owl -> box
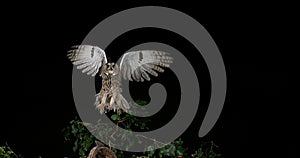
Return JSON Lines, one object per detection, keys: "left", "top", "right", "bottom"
{"left": 67, "top": 45, "right": 173, "bottom": 114}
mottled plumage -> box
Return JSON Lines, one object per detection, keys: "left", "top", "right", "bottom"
{"left": 67, "top": 45, "right": 173, "bottom": 114}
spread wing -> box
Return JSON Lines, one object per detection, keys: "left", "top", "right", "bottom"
{"left": 67, "top": 45, "right": 107, "bottom": 76}
{"left": 119, "top": 50, "right": 173, "bottom": 82}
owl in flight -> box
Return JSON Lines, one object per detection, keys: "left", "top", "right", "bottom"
{"left": 68, "top": 45, "right": 173, "bottom": 114}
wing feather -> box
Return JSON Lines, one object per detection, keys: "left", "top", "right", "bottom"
{"left": 67, "top": 45, "right": 107, "bottom": 76}
{"left": 119, "top": 50, "right": 173, "bottom": 82}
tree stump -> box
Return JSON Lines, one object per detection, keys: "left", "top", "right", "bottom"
{"left": 87, "top": 141, "right": 117, "bottom": 158}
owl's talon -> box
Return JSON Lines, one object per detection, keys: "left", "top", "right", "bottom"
{"left": 108, "top": 104, "right": 113, "bottom": 110}
{"left": 97, "top": 104, "right": 105, "bottom": 111}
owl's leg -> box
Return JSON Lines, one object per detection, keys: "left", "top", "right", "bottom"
{"left": 96, "top": 90, "right": 108, "bottom": 114}
{"left": 107, "top": 92, "right": 115, "bottom": 111}
{"left": 101, "top": 93, "right": 107, "bottom": 105}
{"left": 109, "top": 89, "right": 120, "bottom": 112}
{"left": 97, "top": 104, "right": 105, "bottom": 114}
{"left": 109, "top": 96, "right": 115, "bottom": 111}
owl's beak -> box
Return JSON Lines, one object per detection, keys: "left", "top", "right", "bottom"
{"left": 108, "top": 70, "right": 117, "bottom": 76}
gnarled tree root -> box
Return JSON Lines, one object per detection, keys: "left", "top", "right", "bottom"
{"left": 87, "top": 141, "right": 117, "bottom": 158}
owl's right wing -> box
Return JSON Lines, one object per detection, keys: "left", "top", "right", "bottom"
{"left": 67, "top": 45, "right": 107, "bottom": 76}
{"left": 119, "top": 50, "right": 173, "bottom": 82}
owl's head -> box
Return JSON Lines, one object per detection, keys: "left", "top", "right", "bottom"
{"left": 102, "top": 62, "right": 119, "bottom": 76}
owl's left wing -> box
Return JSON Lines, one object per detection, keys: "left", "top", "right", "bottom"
{"left": 119, "top": 50, "right": 173, "bottom": 82}
{"left": 67, "top": 45, "right": 107, "bottom": 76}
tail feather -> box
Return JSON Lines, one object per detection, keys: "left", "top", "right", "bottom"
{"left": 117, "top": 94, "right": 130, "bottom": 112}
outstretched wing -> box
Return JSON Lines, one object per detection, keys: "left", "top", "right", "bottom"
{"left": 119, "top": 50, "right": 173, "bottom": 82}
{"left": 67, "top": 45, "right": 107, "bottom": 76}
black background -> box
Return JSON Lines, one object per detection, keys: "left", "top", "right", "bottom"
{"left": 2, "top": 1, "right": 295, "bottom": 158}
